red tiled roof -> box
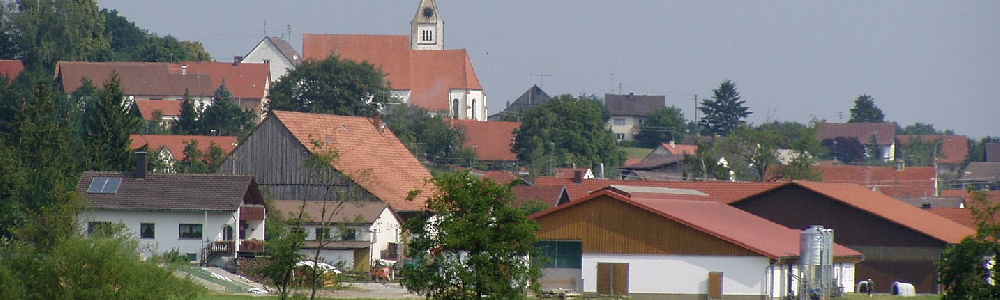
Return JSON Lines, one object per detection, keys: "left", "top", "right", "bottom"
{"left": 269, "top": 111, "right": 432, "bottom": 212}
{"left": 171, "top": 61, "right": 270, "bottom": 100}
{"left": 302, "top": 34, "right": 482, "bottom": 112}
{"left": 553, "top": 169, "right": 593, "bottom": 179}
{"left": 56, "top": 61, "right": 216, "bottom": 97}
{"left": 531, "top": 190, "right": 863, "bottom": 260}
{"left": 271, "top": 200, "right": 393, "bottom": 224}
{"left": 817, "top": 164, "right": 935, "bottom": 197}
{"left": 657, "top": 143, "right": 698, "bottom": 156}
{"left": 927, "top": 208, "right": 976, "bottom": 230}
{"left": 512, "top": 185, "right": 567, "bottom": 208}
{"left": 532, "top": 177, "right": 783, "bottom": 203}
{"left": 895, "top": 135, "right": 969, "bottom": 165}
{"left": 130, "top": 135, "right": 238, "bottom": 161}
{"left": 0, "top": 60, "right": 24, "bottom": 80}
{"left": 451, "top": 119, "right": 519, "bottom": 161}
{"left": 817, "top": 123, "right": 896, "bottom": 145}
{"left": 472, "top": 170, "right": 520, "bottom": 185}
{"left": 134, "top": 100, "right": 183, "bottom": 120}
{"left": 785, "top": 181, "right": 973, "bottom": 244}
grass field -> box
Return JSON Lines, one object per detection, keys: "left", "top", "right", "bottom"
{"left": 622, "top": 147, "right": 653, "bottom": 160}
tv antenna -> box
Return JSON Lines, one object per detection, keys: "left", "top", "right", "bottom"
{"left": 530, "top": 73, "right": 552, "bottom": 87}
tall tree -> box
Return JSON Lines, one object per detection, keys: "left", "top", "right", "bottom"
{"left": 938, "top": 189, "right": 1000, "bottom": 299}
{"left": 199, "top": 82, "right": 256, "bottom": 137}
{"left": 11, "top": 0, "right": 111, "bottom": 69}
{"left": 716, "top": 126, "right": 780, "bottom": 181}
{"left": 512, "top": 94, "right": 624, "bottom": 177}
{"left": 635, "top": 106, "right": 687, "bottom": 148}
{"left": 84, "top": 72, "right": 140, "bottom": 171}
{"left": 401, "top": 171, "right": 541, "bottom": 299}
{"left": 171, "top": 89, "right": 199, "bottom": 135}
{"left": 698, "top": 80, "right": 751, "bottom": 136}
{"left": 848, "top": 94, "right": 885, "bottom": 123}
{"left": 268, "top": 55, "right": 392, "bottom": 117}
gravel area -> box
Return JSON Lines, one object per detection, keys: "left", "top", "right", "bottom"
{"left": 315, "top": 282, "right": 423, "bottom": 299}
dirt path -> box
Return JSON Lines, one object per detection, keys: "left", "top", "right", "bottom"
{"left": 315, "top": 282, "right": 422, "bottom": 299}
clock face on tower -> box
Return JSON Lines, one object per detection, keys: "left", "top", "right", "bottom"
{"left": 422, "top": 7, "right": 434, "bottom": 18}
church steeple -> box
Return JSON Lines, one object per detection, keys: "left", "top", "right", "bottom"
{"left": 410, "top": 0, "right": 443, "bottom": 50}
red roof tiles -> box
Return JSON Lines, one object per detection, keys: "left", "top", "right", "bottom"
{"left": 302, "top": 34, "right": 482, "bottom": 112}
{"left": 130, "top": 135, "right": 238, "bottom": 161}
{"left": 531, "top": 190, "right": 863, "bottom": 260}
{"left": 134, "top": 100, "right": 183, "bottom": 120}
{"left": 171, "top": 61, "right": 270, "bottom": 100}
{"left": 269, "top": 111, "right": 433, "bottom": 212}
{"left": 0, "top": 60, "right": 24, "bottom": 80}
{"left": 817, "top": 123, "right": 896, "bottom": 145}
{"left": 927, "top": 208, "right": 976, "bottom": 230}
{"left": 532, "top": 177, "right": 782, "bottom": 203}
{"left": 57, "top": 61, "right": 216, "bottom": 97}
{"left": 451, "top": 119, "right": 519, "bottom": 161}
{"left": 816, "top": 164, "right": 936, "bottom": 197}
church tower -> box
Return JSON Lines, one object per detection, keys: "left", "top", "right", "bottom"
{"left": 410, "top": 0, "right": 443, "bottom": 50}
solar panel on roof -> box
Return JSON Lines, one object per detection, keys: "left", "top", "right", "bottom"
{"left": 87, "top": 177, "right": 123, "bottom": 194}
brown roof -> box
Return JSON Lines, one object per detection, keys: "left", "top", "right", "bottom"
{"left": 512, "top": 185, "right": 568, "bottom": 208}
{"left": 77, "top": 171, "right": 263, "bottom": 211}
{"left": 130, "top": 135, "right": 238, "bottom": 161}
{"left": 472, "top": 170, "right": 521, "bottom": 185}
{"left": 656, "top": 143, "right": 698, "bottom": 156}
{"left": 817, "top": 164, "right": 936, "bottom": 197}
{"left": 451, "top": 119, "right": 519, "bottom": 161}
{"left": 817, "top": 123, "right": 896, "bottom": 145}
{"left": 268, "top": 111, "right": 432, "bottom": 211}
{"left": 623, "top": 154, "right": 683, "bottom": 170}
{"left": 134, "top": 100, "right": 183, "bottom": 120}
{"left": 604, "top": 93, "right": 665, "bottom": 117}
{"left": 986, "top": 143, "right": 1000, "bottom": 162}
{"left": 0, "top": 60, "right": 24, "bottom": 79}
{"left": 927, "top": 208, "right": 976, "bottom": 230}
{"left": 782, "top": 181, "right": 973, "bottom": 244}
{"left": 961, "top": 162, "right": 1000, "bottom": 181}
{"left": 271, "top": 200, "right": 392, "bottom": 224}
{"left": 895, "top": 135, "right": 969, "bottom": 164}
{"left": 531, "top": 190, "right": 863, "bottom": 260}
{"left": 171, "top": 61, "right": 270, "bottom": 100}
{"left": 533, "top": 177, "right": 783, "bottom": 203}
{"left": 56, "top": 61, "right": 216, "bottom": 97}
{"left": 302, "top": 34, "right": 482, "bottom": 111}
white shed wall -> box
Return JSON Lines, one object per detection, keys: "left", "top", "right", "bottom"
{"left": 582, "top": 254, "right": 769, "bottom": 295}
{"left": 78, "top": 209, "right": 237, "bottom": 261}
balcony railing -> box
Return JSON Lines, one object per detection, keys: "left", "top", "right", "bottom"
{"left": 206, "top": 240, "right": 265, "bottom": 258}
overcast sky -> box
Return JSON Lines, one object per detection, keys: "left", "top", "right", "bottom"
{"left": 97, "top": 1, "right": 1000, "bottom": 138}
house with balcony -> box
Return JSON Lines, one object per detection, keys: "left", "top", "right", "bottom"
{"left": 272, "top": 200, "right": 401, "bottom": 272}
{"left": 76, "top": 154, "right": 266, "bottom": 269}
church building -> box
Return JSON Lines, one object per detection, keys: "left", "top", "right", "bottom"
{"left": 302, "top": 0, "right": 487, "bottom": 121}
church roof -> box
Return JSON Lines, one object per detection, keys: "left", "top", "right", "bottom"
{"left": 301, "top": 34, "right": 483, "bottom": 112}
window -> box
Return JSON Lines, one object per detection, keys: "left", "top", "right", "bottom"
{"left": 186, "top": 253, "right": 198, "bottom": 261}
{"left": 179, "top": 224, "right": 202, "bottom": 239}
{"left": 140, "top": 223, "right": 155, "bottom": 239}
{"left": 616, "top": 133, "right": 625, "bottom": 141}
{"left": 223, "top": 225, "right": 233, "bottom": 241}
{"left": 452, "top": 99, "right": 460, "bottom": 119}
{"left": 87, "top": 177, "right": 122, "bottom": 194}
{"left": 87, "top": 222, "right": 112, "bottom": 236}
{"left": 315, "top": 227, "right": 331, "bottom": 240}
{"left": 535, "top": 241, "right": 582, "bottom": 269}
{"left": 471, "top": 99, "right": 476, "bottom": 120}
{"left": 613, "top": 118, "right": 626, "bottom": 126}
{"left": 422, "top": 30, "right": 432, "bottom": 42}
{"left": 342, "top": 228, "right": 357, "bottom": 241}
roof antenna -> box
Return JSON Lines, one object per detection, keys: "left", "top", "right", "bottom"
{"left": 263, "top": 20, "right": 267, "bottom": 37}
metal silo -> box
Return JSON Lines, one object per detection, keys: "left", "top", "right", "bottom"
{"left": 800, "top": 225, "right": 834, "bottom": 300}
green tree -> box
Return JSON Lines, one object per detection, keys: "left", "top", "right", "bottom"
{"left": 84, "top": 72, "right": 140, "bottom": 171}
{"left": 180, "top": 41, "right": 212, "bottom": 61}
{"left": 635, "top": 106, "right": 686, "bottom": 148}
{"left": 698, "top": 80, "right": 751, "bottom": 136}
{"left": 135, "top": 35, "right": 188, "bottom": 62}
{"left": 10, "top": 0, "right": 111, "bottom": 69}
{"left": 512, "top": 94, "right": 624, "bottom": 177}
{"left": 848, "top": 94, "right": 885, "bottom": 123}
{"left": 198, "top": 82, "right": 256, "bottom": 138}
{"left": 401, "top": 171, "right": 542, "bottom": 299}
{"left": 716, "top": 126, "right": 780, "bottom": 181}
{"left": 174, "top": 140, "right": 225, "bottom": 174}
{"left": 268, "top": 55, "right": 392, "bottom": 117}
{"left": 383, "top": 104, "right": 477, "bottom": 167}
{"left": 938, "top": 189, "right": 1000, "bottom": 299}
{"left": 171, "top": 90, "right": 199, "bottom": 135}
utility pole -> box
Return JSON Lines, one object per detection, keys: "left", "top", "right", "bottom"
{"left": 694, "top": 94, "right": 699, "bottom": 136}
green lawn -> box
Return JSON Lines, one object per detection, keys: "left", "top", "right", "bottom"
{"left": 622, "top": 147, "right": 653, "bottom": 160}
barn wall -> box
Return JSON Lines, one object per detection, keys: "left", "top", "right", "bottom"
{"left": 582, "top": 254, "right": 769, "bottom": 296}
{"left": 217, "top": 116, "right": 379, "bottom": 202}
{"left": 536, "top": 195, "right": 759, "bottom": 256}
{"left": 734, "top": 185, "right": 945, "bottom": 293}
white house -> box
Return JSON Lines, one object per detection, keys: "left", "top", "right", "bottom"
{"left": 530, "top": 188, "right": 863, "bottom": 299}
{"left": 604, "top": 93, "right": 666, "bottom": 141}
{"left": 272, "top": 200, "right": 402, "bottom": 272}
{"left": 76, "top": 160, "right": 266, "bottom": 267}
{"left": 242, "top": 36, "right": 301, "bottom": 82}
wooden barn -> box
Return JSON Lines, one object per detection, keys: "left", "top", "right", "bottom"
{"left": 530, "top": 188, "right": 863, "bottom": 300}
{"left": 216, "top": 111, "right": 432, "bottom": 218}
{"left": 729, "top": 181, "right": 973, "bottom": 294}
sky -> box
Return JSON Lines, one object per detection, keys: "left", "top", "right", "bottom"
{"left": 96, "top": 1, "right": 1000, "bottom": 138}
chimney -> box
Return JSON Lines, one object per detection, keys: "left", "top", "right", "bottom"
{"left": 573, "top": 170, "right": 583, "bottom": 184}
{"left": 136, "top": 151, "right": 148, "bottom": 178}
{"left": 896, "top": 160, "right": 905, "bottom": 171}
{"left": 372, "top": 113, "right": 383, "bottom": 132}
{"left": 233, "top": 56, "right": 243, "bottom": 66}
{"left": 628, "top": 92, "right": 634, "bottom": 99}
{"left": 670, "top": 140, "right": 676, "bottom": 148}
{"left": 181, "top": 65, "right": 187, "bottom": 75}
